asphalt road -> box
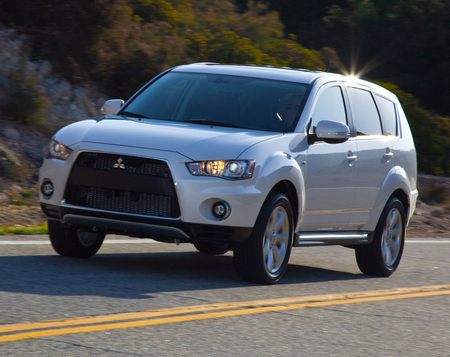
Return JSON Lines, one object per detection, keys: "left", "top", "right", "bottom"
{"left": 0, "top": 235, "right": 449, "bottom": 356}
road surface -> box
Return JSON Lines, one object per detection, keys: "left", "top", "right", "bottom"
{"left": 0, "top": 235, "right": 449, "bottom": 356}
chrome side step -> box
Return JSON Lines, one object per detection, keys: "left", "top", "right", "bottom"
{"left": 294, "top": 231, "right": 372, "bottom": 247}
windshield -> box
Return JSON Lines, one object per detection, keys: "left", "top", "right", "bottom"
{"left": 121, "top": 72, "right": 309, "bottom": 132}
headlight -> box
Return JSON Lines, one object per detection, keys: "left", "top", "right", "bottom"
{"left": 47, "top": 140, "right": 72, "bottom": 160}
{"left": 186, "top": 160, "right": 255, "bottom": 179}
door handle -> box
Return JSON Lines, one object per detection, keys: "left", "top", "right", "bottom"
{"left": 384, "top": 148, "right": 394, "bottom": 160}
{"left": 346, "top": 151, "right": 358, "bottom": 162}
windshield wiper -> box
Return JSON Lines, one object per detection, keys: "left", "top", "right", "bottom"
{"left": 119, "top": 111, "right": 151, "bottom": 119}
{"left": 186, "top": 119, "right": 242, "bottom": 129}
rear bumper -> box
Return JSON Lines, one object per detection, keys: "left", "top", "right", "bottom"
{"left": 41, "top": 203, "right": 252, "bottom": 246}
{"left": 408, "top": 189, "right": 419, "bottom": 224}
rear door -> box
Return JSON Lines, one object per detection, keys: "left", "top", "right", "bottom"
{"left": 345, "top": 86, "right": 399, "bottom": 229}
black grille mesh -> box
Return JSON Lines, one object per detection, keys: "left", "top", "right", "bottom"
{"left": 65, "top": 153, "right": 179, "bottom": 218}
{"left": 65, "top": 186, "right": 173, "bottom": 217}
{"left": 75, "top": 153, "right": 172, "bottom": 177}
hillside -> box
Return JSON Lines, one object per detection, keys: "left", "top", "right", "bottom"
{"left": 0, "top": 1, "right": 448, "bottom": 176}
{"left": 0, "top": 0, "right": 448, "bottom": 236}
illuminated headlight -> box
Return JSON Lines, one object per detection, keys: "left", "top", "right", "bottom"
{"left": 47, "top": 140, "right": 72, "bottom": 160}
{"left": 186, "top": 160, "right": 255, "bottom": 179}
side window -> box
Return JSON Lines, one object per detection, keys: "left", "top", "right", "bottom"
{"left": 311, "top": 86, "right": 347, "bottom": 128}
{"left": 347, "top": 87, "right": 382, "bottom": 136}
{"left": 375, "top": 95, "right": 397, "bottom": 136}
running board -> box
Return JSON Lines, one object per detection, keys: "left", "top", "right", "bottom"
{"left": 294, "top": 231, "right": 372, "bottom": 247}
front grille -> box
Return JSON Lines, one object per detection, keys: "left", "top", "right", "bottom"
{"left": 65, "top": 153, "right": 180, "bottom": 218}
{"left": 65, "top": 186, "right": 174, "bottom": 217}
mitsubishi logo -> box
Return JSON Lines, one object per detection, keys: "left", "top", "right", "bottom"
{"left": 113, "top": 157, "right": 126, "bottom": 169}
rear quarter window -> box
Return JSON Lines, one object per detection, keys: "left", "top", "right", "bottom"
{"left": 375, "top": 95, "right": 398, "bottom": 136}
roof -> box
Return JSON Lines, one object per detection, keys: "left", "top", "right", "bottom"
{"left": 173, "top": 63, "right": 339, "bottom": 84}
{"left": 171, "top": 63, "right": 398, "bottom": 101}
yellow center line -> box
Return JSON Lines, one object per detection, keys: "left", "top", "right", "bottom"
{"left": 1, "top": 284, "right": 450, "bottom": 343}
{"left": 1, "top": 284, "right": 449, "bottom": 334}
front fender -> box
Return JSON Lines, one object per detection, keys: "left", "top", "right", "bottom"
{"left": 252, "top": 151, "right": 305, "bottom": 232}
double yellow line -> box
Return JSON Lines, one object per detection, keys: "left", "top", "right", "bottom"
{"left": 2, "top": 284, "right": 450, "bottom": 343}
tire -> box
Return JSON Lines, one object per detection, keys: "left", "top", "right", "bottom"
{"left": 234, "top": 193, "right": 294, "bottom": 284}
{"left": 48, "top": 220, "right": 105, "bottom": 258}
{"left": 355, "top": 197, "right": 406, "bottom": 277}
{"left": 193, "top": 242, "right": 228, "bottom": 255}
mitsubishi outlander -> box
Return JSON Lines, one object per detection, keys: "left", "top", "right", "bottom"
{"left": 39, "top": 63, "right": 418, "bottom": 283}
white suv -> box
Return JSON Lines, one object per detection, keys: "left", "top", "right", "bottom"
{"left": 39, "top": 63, "right": 418, "bottom": 283}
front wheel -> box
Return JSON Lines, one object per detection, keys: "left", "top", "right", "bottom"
{"left": 234, "top": 193, "right": 294, "bottom": 284}
{"left": 355, "top": 197, "right": 406, "bottom": 276}
{"left": 48, "top": 220, "right": 105, "bottom": 258}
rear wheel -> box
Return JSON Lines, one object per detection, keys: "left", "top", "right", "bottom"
{"left": 234, "top": 193, "right": 294, "bottom": 284}
{"left": 48, "top": 220, "right": 105, "bottom": 258}
{"left": 355, "top": 197, "right": 406, "bottom": 276}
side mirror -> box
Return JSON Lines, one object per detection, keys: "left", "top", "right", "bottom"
{"left": 101, "top": 99, "right": 124, "bottom": 115}
{"left": 314, "top": 120, "right": 350, "bottom": 143}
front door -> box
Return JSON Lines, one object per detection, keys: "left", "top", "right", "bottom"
{"left": 301, "top": 84, "right": 358, "bottom": 231}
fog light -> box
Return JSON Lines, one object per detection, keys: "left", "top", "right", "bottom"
{"left": 41, "top": 180, "right": 54, "bottom": 198}
{"left": 212, "top": 201, "right": 230, "bottom": 219}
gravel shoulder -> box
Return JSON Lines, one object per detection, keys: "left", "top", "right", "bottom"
{"left": 0, "top": 200, "right": 448, "bottom": 238}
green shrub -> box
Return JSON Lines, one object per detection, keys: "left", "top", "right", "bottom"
{"left": 20, "top": 188, "right": 34, "bottom": 198}
{"left": 0, "top": 145, "right": 20, "bottom": 179}
{"left": 2, "top": 71, "right": 48, "bottom": 126}
{"left": 0, "top": 224, "right": 48, "bottom": 235}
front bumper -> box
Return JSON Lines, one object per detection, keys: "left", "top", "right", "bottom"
{"left": 40, "top": 143, "right": 266, "bottom": 227}
{"left": 42, "top": 203, "right": 252, "bottom": 245}
{"left": 39, "top": 142, "right": 264, "bottom": 243}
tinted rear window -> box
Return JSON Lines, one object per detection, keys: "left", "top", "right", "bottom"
{"left": 376, "top": 95, "right": 397, "bottom": 136}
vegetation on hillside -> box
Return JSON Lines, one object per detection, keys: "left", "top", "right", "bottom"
{"left": 0, "top": 0, "right": 327, "bottom": 98}
{"left": 246, "top": 0, "right": 450, "bottom": 116}
{"left": 0, "top": 0, "right": 448, "bottom": 175}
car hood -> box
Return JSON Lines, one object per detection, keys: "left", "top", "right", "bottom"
{"left": 56, "top": 117, "right": 281, "bottom": 160}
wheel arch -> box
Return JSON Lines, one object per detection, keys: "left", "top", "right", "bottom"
{"left": 269, "top": 180, "right": 299, "bottom": 228}
{"left": 365, "top": 166, "right": 413, "bottom": 231}
{"left": 389, "top": 188, "right": 410, "bottom": 218}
